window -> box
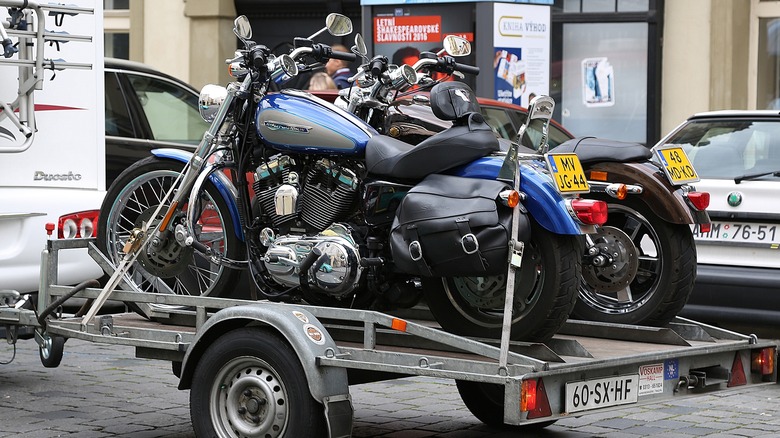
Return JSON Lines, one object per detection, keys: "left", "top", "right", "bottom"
{"left": 104, "top": 72, "right": 135, "bottom": 137}
{"left": 125, "top": 74, "right": 208, "bottom": 143}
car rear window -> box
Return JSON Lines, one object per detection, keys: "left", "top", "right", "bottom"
{"left": 665, "top": 119, "right": 780, "bottom": 179}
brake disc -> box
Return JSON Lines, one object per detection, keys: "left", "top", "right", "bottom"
{"left": 133, "top": 207, "right": 193, "bottom": 277}
{"left": 582, "top": 226, "right": 638, "bottom": 293}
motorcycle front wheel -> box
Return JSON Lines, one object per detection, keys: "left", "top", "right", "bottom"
{"left": 571, "top": 196, "right": 697, "bottom": 326}
{"left": 97, "top": 156, "right": 244, "bottom": 317}
{"left": 422, "top": 220, "right": 580, "bottom": 342}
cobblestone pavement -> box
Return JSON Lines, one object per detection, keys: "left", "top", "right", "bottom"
{"left": 1, "top": 337, "right": 779, "bottom": 437}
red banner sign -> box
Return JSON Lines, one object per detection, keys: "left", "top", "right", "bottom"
{"left": 374, "top": 16, "right": 442, "bottom": 44}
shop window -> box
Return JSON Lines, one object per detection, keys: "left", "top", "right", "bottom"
{"left": 758, "top": 17, "right": 780, "bottom": 109}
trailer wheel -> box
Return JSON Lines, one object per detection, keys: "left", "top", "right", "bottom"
{"left": 456, "top": 381, "right": 556, "bottom": 429}
{"left": 39, "top": 334, "right": 65, "bottom": 368}
{"left": 190, "top": 328, "right": 326, "bottom": 438}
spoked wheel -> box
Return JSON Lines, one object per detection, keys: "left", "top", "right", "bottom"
{"left": 572, "top": 197, "right": 697, "bottom": 326}
{"left": 97, "top": 157, "right": 244, "bottom": 318}
{"left": 456, "top": 381, "right": 557, "bottom": 429}
{"left": 190, "top": 328, "right": 326, "bottom": 438}
{"left": 423, "top": 220, "right": 580, "bottom": 342}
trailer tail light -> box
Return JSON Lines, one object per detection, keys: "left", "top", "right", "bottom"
{"left": 523, "top": 378, "right": 552, "bottom": 419}
{"left": 752, "top": 347, "right": 776, "bottom": 376}
{"left": 569, "top": 199, "right": 608, "bottom": 226}
{"left": 686, "top": 191, "right": 710, "bottom": 211}
{"left": 58, "top": 210, "right": 99, "bottom": 239}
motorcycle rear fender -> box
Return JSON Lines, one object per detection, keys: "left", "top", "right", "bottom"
{"left": 587, "top": 161, "right": 705, "bottom": 224}
{"left": 451, "top": 157, "right": 583, "bottom": 235}
{"left": 151, "top": 148, "right": 244, "bottom": 240}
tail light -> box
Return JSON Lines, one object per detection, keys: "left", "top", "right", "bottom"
{"left": 569, "top": 198, "right": 608, "bottom": 226}
{"left": 522, "top": 378, "right": 552, "bottom": 419}
{"left": 752, "top": 347, "right": 776, "bottom": 376}
{"left": 686, "top": 191, "right": 710, "bottom": 211}
{"left": 57, "top": 209, "right": 99, "bottom": 239}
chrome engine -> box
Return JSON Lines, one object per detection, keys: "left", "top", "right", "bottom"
{"left": 253, "top": 156, "right": 363, "bottom": 297}
{"left": 262, "top": 224, "right": 362, "bottom": 297}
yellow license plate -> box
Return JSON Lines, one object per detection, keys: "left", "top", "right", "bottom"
{"left": 655, "top": 145, "right": 699, "bottom": 185}
{"left": 545, "top": 153, "right": 589, "bottom": 193}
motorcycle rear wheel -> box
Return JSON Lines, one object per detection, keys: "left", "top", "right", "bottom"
{"left": 572, "top": 196, "right": 696, "bottom": 326}
{"left": 422, "top": 220, "right": 580, "bottom": 342}
{"left": 97, "top": 156, "right": 244, "bottom": 318}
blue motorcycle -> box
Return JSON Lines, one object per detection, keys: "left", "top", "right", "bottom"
{"left": 97, "top": 15, "right": 606, "bottom": 344}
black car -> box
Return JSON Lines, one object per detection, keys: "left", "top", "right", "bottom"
{"left": 104, "top": 58, "right": 208, "bottom": 185}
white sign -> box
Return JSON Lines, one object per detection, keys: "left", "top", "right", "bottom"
{"left": 638, "top": 363, "right": 665, "bottom": 396}
{"left": 492, "top": 3, "right": 550, "bottom": 107}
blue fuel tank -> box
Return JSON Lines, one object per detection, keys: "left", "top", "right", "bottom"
{"left": 256, "top": 90, "right": 376, "bottom": 156}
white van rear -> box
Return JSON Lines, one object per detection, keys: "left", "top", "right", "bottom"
{"left": 0, "top": 1, "right": 104, "bottom": 293}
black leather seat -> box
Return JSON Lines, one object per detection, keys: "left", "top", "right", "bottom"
{"left": 555, "top": 137, "right": 652, "bottom": 165}
{"left": 365, "top": 82, "right": 499, "bottom": 180}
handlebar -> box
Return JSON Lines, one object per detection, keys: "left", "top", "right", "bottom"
{"left": 411, "top": 56, "right": 479, "bottom": 76}
{"left": 452, "top": 61, "right": 479, "bottom": 76}
{"left": 330, "top": 50, "right": 357, "bottom": 62}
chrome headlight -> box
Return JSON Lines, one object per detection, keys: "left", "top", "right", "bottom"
{"left": 198, "top": 84, "right": 228, "bottom": 122}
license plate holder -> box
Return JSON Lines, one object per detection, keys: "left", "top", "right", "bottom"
{"left": 565, "top": 374, "right": 639, "bottom": 414}
{"left": 545, "top": 152, "right": 590, "bottom": 194}
{"left": 654, "top": 144, "right": 699, "bottom": 185}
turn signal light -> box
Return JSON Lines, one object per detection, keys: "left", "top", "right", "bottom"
{"left": 570, "top": 199, "right": 608, "bottom": 226}
{"left": 686, "top": 191, "right": 710, "bottom": 211}
{"left": 499, "top": 190, "right": 522, "bottom": 208}
{"left": 57, "top": 210, "right": 99, "bottom": 239}
{"left": 752, "top": 347, "right": 776, "bottom": 376}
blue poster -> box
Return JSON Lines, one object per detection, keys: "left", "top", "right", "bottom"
{"left": 494, "top": 47, "right": 525, "bottom": 106}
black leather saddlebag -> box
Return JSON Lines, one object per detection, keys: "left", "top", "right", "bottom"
{"left": 390, "top": 174, "right": 522, "bottom": 277}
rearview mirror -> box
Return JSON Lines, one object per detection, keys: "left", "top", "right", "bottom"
{"left": 326, "top": 13, "right": 353, "bottom": 37}
{"left": 441, "top": 35, "right": 470, "bottom": 57}
{"left": 233, "top": 16, "right": 252, "bottom": 40}
{"left": 354, "top": 34, "right": 367, "bottom": 57}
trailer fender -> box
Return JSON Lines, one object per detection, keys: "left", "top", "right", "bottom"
{"left": 150, "top": 148, "right": 244, "bottom": 240}
{"left": 177, "top": 303, "right": 350, "bottom": 405}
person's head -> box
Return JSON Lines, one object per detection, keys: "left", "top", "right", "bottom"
{"left": 326, "top": 44, "right": 350, "bottom": 75}
{"left": 307, "top": 72, "right": 337, "bottom": 90}
{"left": 392, "top": 46, "right": 421, "bottom": 66}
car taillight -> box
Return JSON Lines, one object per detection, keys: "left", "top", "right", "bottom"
{"left": 58, "top": 210, "right": 99, "bottom": 239}
{"left": 686, "top": 191, "right": 710, "bottom": 211}
{"left": 569, "top": 199, "right": 608, "bottom": 226}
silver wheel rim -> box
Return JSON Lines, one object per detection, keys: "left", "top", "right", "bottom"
{"left": 210, "top": 356, "right": 289, "bottom": 438}
{"left": 442, "top": 240, "right": 544, "bottom": 328}
{"left": 578, "top": 204, "right": 663, "bottom": 314}
{"left": 105, "top": 169, "right": 230, "bottom": 307}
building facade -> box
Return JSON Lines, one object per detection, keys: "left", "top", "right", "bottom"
{"left": 106, "top": 0, "right": 772, "bottom": 145}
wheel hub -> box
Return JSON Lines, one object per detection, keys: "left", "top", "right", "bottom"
{"left": 222, "top": 365, "right": 287, "bottom": 437}
{"left": 582, "top": 226, "right": 638, "bottom": 293}
{"left": 134, "top": 207, "right": 192, "bottom": 277}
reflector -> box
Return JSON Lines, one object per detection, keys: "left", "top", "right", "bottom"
{"left": 526, "top": 378, "right": 552, "bottom": 419}
{"left": 728, "top": 352, "right": 747, "bottom": 387}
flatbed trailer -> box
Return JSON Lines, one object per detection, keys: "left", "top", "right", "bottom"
{"left": 1, "top": 237, "right": 778, "bottom": 438}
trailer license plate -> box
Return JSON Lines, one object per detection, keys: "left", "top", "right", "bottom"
{"left": 565, "top": 374, "right": 639, "bottom": 414}
{"left": 655, "top": 145, "right": 699, "bottom": 185}
{"left": 545, "top": 153, "right": 589, "bottom": 194}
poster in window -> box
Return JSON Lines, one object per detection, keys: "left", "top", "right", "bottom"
{"left": 493, "top": 3, "right": 550, "bottom": 107}
{"left": 582, "top": 57, "right": 615, "bottom": 107}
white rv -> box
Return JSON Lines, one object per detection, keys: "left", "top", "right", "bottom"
{"left": 0, "top": 0, "right": 104, "bottom": 293}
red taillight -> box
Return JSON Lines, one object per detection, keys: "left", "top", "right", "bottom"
{"left": 698, "top": 223, "right": 712, "bottom": 234}
{"left": 570, "top": 199, "right": 608, "bottom": 226}
{"left": 524, "top": 378, "right": 552, "bottom": 419}
{"left": 686, "top": 191, "right": 710, "bottom": 211}
{"left": 57, "top": 210, "right": 99, "bottom": 239}
{"left": 752, "top": 347, "right": 776, "bottom": 376}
